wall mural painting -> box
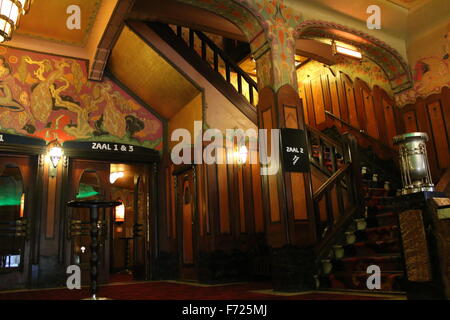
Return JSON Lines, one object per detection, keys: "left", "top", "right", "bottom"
{"left": 0, "top": 46, "right": 163, "bottom": 151}
{"left": 249, "top": 0, "right": 301, "bottom": 90}
{"left": 396, "top": 21, "right": 450, "bottom": 106}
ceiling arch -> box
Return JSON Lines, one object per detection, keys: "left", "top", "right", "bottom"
{"left": 296, "top": 20, "right": 413, "bottom": 93}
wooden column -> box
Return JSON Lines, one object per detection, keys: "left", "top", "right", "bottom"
{"left": 257, "top": 85, "right": 316, "bottom": 248}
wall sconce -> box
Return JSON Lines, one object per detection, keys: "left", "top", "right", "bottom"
{"left": 48, "top": 142, "right": 63, "bottom": 168}
{"left": 109, "top": 171, "right": 124, "bottom": 184}
{"left": 235, "top": 145, "right": 248, "bottom": 165}
{"left": 115, "top": 200, "right": 125, "bottom": 223}
{"left": 47, "top": 140, "right": 63, "bottom": 178}
{"left": 332, "top": 41, "right": 362, "bottom": 59}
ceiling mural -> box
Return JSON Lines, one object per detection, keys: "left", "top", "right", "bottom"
{"left": 297, "top": 20, "right": 413, "bottom": 94}
{"left": 16, "top": 0, "right": 102, "bottom": 47}
{"left": 396, "top": 20, "right": 450, "bottom": 106}
{"left": 0, "top": 46, "right": 163, "bottom": 151}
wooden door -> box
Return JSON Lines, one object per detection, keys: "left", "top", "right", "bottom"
{"left": 0, "top": 155, "right": 37, "bottom": 290}
{"left": 132, "top": 167, "right": 151, "bottom": 280}
{"left": 66, "top": 159, "right": 111, "bottom": 285}
{"left": 176, "top": 168, "right": 198, "bottom": 281}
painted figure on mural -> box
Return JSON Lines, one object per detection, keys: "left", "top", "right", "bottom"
{"left": 412, "top": 22, "right": 450, "bottom": 96}
{"left": 0, "top": 56, "right": 25, "bottom": 112}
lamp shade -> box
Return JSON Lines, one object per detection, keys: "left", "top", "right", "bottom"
{"left": 115, "top": 200, "right": 125, "bottom": 223}
{"left": 49, "top": 146, "right": 63, "bottom": 168}
{"left": 0, "top": 0, "right": 32, "bottom": 43}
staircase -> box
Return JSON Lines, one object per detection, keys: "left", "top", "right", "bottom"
{"left": 147, "top": 22, "right": 258, "bottom": 124}
{"left": 311, "top": 127, "right": 407, "bottom": 294}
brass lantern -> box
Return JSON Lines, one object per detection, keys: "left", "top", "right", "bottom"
{"left": 0, "top": 0, "right": 33, "bottom": 43}
{"left": 393, "top": 132, "right": 434, "bottom": 195}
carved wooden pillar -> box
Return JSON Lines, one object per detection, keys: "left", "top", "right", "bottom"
{"left": 257, "top": 84, "right": 316, "bottom": 248}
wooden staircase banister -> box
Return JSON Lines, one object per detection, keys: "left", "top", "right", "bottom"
{"left": 144, "top": 21, "right": 258, "bottom": 124}
{"left": 313, "top": 163, "right": 351, "bottom": 201}
{"left": 314, "top": 205, "right": 358, "bottom": 260}
{"left": 191, "top": 29, "right": 258, "bottom": 91}
{"left": 170, "top": 23, "right": 258, "bottom": 107}
{"left": 306, "top": 124, "right": 343, "bottom": 151}
{"left": 325, "top": 110, "right": 396, "bottom": 158}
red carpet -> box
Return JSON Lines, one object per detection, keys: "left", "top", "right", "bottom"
{"left": 0, "top": 281, "right": 396, "bottom": 300}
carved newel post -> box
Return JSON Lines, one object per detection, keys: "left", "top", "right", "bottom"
{"left": 393, "top": 132, "right": 434, "bottom": 194}
{"left": 392, "top": 133, "right": 449, "bottom": 299}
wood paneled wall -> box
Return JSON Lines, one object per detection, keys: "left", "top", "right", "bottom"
{"left": 299, "top": 67, "right": 450, "bottom": 181}
{"left": 397, "top": 86, "right": 450, "bottom": 181}
{"left": 164, "top": 148, "right": 266, "bottom": 254}
{"left": 299, "top": 69, "right": 398, "bottom": 151}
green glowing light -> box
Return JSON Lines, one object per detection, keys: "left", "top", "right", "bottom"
{"left": 0, "top": 198, "right": 21, "bottom": 206}
{"left": 76, "top": 183, "right": 99, "bottom": 199}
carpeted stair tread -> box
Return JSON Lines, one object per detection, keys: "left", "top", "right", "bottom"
{"left": 346, "top": 239, "right": 402, "bottom": 256}
{"left": 365, "top": 225, "right": 398, "bottom": 233}
{"left": 352, "top": 239, "right": 400, "bottom": 249}
{"left": 341, "top": 253, "right": 401, "bottom": 262}
{"left": 373, "top": 211, "right": 397, "bottom": 218}
{"left": 331, "top": 271, "right": 404, "bottom": 277}
{"left": 327, "top": 272, "right": 405, "bottom": 291}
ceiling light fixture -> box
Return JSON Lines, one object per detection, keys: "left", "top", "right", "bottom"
{"left": 0, "top": 0, "right": 33, "bottom": 43}
{"left": 332, "top": 41, "right": 362, "bottom": 59}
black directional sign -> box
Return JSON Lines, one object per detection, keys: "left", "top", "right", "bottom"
{"left": 280, "top": 128, "right": 310, "bottom": 172}
{"left": 0, "top": 132, "right": 46, "bottom": 146}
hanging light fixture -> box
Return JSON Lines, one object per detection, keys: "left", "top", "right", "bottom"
{"left": 0, "top": 0, "right": 33, "bottom": 43}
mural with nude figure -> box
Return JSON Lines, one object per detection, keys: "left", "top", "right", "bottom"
{"left": 0, "top": 46, "right": 163, "bottom": 151}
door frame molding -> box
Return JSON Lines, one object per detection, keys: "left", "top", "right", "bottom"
{"left": 174, "top": 164, "right": 199, "bottom": 280}
{"left": 60, "top": 146, "right": 160, "bottom": 280}
{"left": 0, "top": 140, "right": 46, "bottom": 288}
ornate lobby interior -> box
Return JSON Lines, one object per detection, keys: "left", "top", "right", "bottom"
{"left": 0, "top": 0, "right": 449, "bottom": 301}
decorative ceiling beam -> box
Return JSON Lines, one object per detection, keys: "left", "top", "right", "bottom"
{"left": 89, "top": 0, "right": 135, "bottom": 81}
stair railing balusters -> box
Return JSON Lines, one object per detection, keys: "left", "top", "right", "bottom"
{"left": 166, "top": 24, "right": 259, "bottom": 107}
{"left": 201, "top": 39, "right": 207, "bottom": 61}
{"left": 237, "top": 74, "right": 242, "bottom": 94}
{"left": 213, "top": 51, "right": 219, "bottom": 72}
{"left": 189, "top": 29, "right": 195, "bottom": 49}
